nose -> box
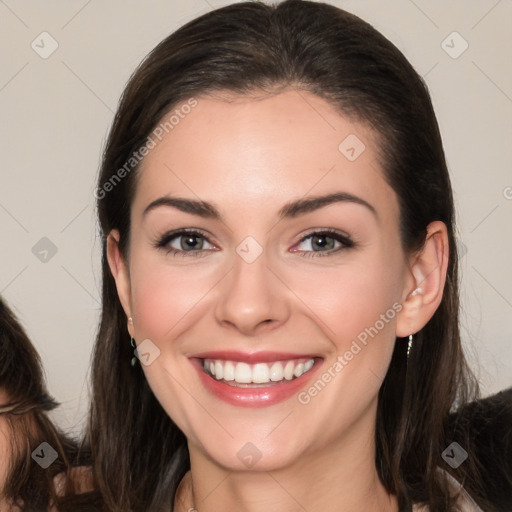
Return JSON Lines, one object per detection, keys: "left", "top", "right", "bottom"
{"left": 214, "top": 246, "right": 289, "bottom": 336}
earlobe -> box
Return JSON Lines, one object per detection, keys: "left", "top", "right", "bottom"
{"left": 106, "top": 229, "right": 133, "bottom": 322}
{"left": 395, "top": 221, "right": 449, "bottom": 337}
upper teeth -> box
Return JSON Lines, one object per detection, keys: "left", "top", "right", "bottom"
{"left": 203, "top": 358, "right": 315, "bottom": 384}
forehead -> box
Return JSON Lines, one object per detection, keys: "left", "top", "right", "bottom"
{"left": 133, "top": 89, "right": 397, "bottom": 224}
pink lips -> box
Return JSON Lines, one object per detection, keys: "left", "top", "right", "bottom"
{"left": 189, "top": 351, "right": 322, "bottom": 407}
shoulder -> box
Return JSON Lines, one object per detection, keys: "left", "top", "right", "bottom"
{"left": 0, "top": 413, "right": 12, "bottom": 484}
{"left": 52, "top": 465, "right": 95, "bottom": 496}
{"left": 439, "top": 468, "right": 485, "bottom": 512}
{"left": 445, "top": 388, "right": 512, "bottom": 509}
{"left": 48, "top": 465, "right": 102, "bottom": 512}
{"left": 412, "top": 469, "right": 485, "bottom": 512}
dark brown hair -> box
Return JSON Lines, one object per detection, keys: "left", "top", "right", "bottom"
{"left": 90, "top": 1, "right": 494, "bottom": 510}
{"left": 445, "top": 387, "right": 512, "bottom": 511}
{"left": 0, "top": 295, "right": 98, "bottom": 511}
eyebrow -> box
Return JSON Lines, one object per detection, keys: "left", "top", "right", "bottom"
{"left": 142, "top": 192, "right": 378, "bottom": 222}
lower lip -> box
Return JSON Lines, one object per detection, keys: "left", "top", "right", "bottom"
{"left": 190, "top": 358, "right": 322, "bottom": 407}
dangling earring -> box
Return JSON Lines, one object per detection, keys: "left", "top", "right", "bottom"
{"left": 407, "top": 333, "right": 413, "bottom": 358}
{"left": 128, "top": 317, "right": 138, "bottom": 366}
{"left": 130, "top": 336, "right": 138, "bottom": 366}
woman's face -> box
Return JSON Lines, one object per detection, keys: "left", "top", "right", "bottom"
{"left": 111, "top": 89, "right": 416, "bottom": 471}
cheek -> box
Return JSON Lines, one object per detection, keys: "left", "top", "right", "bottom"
{"left": 129, "top": 256, "right": 213, "bottom": 341}
{"left": 283, "top": 253, "right": 402, "bottom": 351}
{"left": 289, "top": 260, "right": 402, "bottom": 429}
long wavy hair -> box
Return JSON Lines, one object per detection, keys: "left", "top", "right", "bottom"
{"left": 0, "top": 295, "right": 98, "bottom": 511}
{"left": 89, "top": 1, "right": 491, "bottom": 510}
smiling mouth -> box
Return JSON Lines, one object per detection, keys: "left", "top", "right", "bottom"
{"left": 201, "top": 357, "right": 318, "bottom": 387}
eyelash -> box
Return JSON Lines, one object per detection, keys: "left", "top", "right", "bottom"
{"left": 154, "top": 228, "right": 355, "bottom": 259}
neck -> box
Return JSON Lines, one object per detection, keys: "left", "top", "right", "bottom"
{"left": 174, "top": 404, "right": 398, "bottom": 512}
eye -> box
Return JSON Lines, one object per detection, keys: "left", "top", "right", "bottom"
{"left": 293, "top": 230, "right": 354, "bottom": 258}
{"left": 154, "top": 229, "right": 216, "bottom": 257}
{"left": 154, "top": 228, "right": 354, "bottom": 259}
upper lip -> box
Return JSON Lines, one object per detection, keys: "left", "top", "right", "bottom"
{"left": 189, "top": 351, "right": 321, "bottom": 364}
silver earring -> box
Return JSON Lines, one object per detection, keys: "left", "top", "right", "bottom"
{"left": 130, "top": 336, "right": 138, "bottom": 366}
{"left": 407, "top": 333, "right": 413, "bottom": 358}
{"left": 128, "top": 317, "right": 138, "bottom": 366}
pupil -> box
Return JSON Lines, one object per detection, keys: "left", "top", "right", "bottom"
{"left": 313, "top": 235, "right": 332, "bottom": 250}
{"left": 183, "top": 235, "right": 200, "bottom": 250}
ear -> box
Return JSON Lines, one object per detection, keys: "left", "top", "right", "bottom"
{"left": 395, "top": 220, "right": 449, "bottom": 337}
{"left": 106, "top": 229, "right": 135, "bottom": 338}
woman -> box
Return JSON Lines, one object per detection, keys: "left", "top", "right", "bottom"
{"left": 87, "top": 1, "right": 506, "bottom": 510}
{"left": 0, "top": 295, "right": 97, "bottom": 511}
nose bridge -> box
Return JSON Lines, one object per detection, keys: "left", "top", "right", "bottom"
{"left": 214, "top": 235, "right": 287, "bottom": 334}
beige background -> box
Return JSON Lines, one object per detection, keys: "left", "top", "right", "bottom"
{"left": 0, "top": 0, "right": 511, "bottom": 433}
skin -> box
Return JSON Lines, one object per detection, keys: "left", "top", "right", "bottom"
{"left": 0, "top": 390, "right": 11, "bottom": 503}
{"left": 0, "top": 390, "right": 23, "bottom": 511}
{"left": 108, "top": 88, "right": 449, "bottom": 512}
